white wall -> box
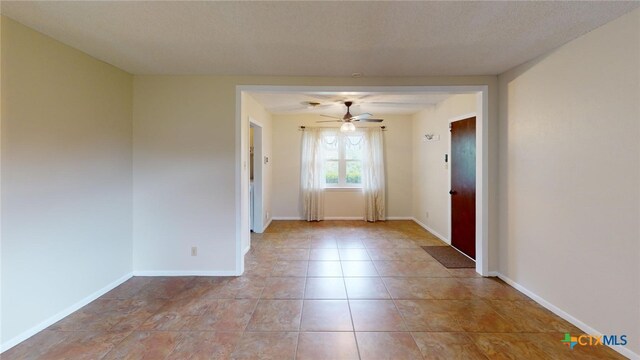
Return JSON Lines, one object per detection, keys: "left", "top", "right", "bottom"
{"left": 271, "top": 114, "right": 413, "bottom": 219}
{"left": 498, "top": 9, "right": 640, "bottom": 356}
{"left": 412, "top": 94, "right": 477, "bottom": 242}
{"left": 1, "top": 17, "right": 133, "bottom": 348}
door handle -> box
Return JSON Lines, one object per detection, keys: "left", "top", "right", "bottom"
{"left": 449, "top": 190, "right": 457, "bottom": 195}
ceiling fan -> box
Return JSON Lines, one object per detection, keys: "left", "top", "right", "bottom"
{"left": 317, "top": 101, "right": 383, "bottom": 132}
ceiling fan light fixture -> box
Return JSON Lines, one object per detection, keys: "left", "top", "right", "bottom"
{"left": 340, "top": 122, "right": 356, "bottom": 132}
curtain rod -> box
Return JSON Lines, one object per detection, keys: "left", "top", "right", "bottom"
{"left": 299, "top": 126, "right": 386, "bottom": 131}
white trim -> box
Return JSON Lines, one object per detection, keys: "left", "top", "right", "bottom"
{"left": 271, "top": 216, "right": 414, "bottom": 221}
{"left": 476, "top": 91, "right": 489, "bottom": 277}
{"left": 248, "top": 117, "right": 264, "bottom": 128}
{"left": 262, "top": 217, "right": 273, "bottom": 232}
{"left": 0, "top": 272, "right": 133, "bottom": 353}
{"left": 133, "top": 270, "right": 237, "bottom": 277}
{"left": 243, "top": 246, "right": 251, "bottom": 255}
{"left": 237, "top": 85, "right": 490, "bottom": 279}
{"left": 271, "top": 216, "right": 304, "bottom": 220}
{"left": 411, "top": 217, "right": 450, "bottom": 244}
{"left": 249, "top": 117, "right": 264, "bottom": 234}
{"left": 239, "top": 85, "right": 486, "bottom": 94}
{"left": 494, "top": 272, "right": 639, "bottom": 360}
{"left": 235, "top": 88, "right": 244, "bottom": 276}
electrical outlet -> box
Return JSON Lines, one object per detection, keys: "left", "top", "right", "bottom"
{"left": 266, "top": 211, "right": 270, "bottom": 220}
{"left": 191, "top": 247, "right": 198, "bottom": 256}
{"left": 425, "top": 211, "right": 429, "bottom": 219}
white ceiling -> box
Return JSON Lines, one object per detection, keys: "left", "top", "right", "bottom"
{"left": 249, "top": 91, "right": 454, "bottom": 115}
{"left": 2, "top": 1, "right": 637, "bottom": 76}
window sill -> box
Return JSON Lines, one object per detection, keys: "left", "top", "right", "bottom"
{"left": 323, "top": 187, "right": 363, "bottom": 192}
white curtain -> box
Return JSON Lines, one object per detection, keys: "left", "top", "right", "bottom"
{"left": 362, "top": 128, "right": 386, "bottom": 222}
{"left": 300, "top": 128, "right": 325, "bottom": 221}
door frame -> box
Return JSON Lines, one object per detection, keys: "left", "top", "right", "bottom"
{"left": 448, "top": 113, "right": 478, "bottom": 261}
{"left": 236, "top": 85, "right": 490, "bottom": 277}
{"left": 249, "top": 118, "right": 264, "bottom": 238}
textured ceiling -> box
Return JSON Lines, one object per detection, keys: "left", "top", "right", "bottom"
{"left": 249, "top": 92, "right": 454, "bottom": 115}
{"left": 1, "top": 1, "right": 638, "bottom": 76}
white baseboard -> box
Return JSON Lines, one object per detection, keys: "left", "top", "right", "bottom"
{"left": 262, "top": 217, "right": 273, "bottom": 231}
{"left": 243, "top": 245, "right": 251, "bottom": 255}
{"left": 271, "top": 216, "right": 364, "bottom": 221}
{"left": 494, "top": 272, "right": 639, "bottom": 360}
{"left": 324, "top": 216, "right": 415, "bottom": 221}
{"left": 0, "top": 272, "right": 134, "bottom": 353}
{"left": 133, "top": 270, "right": 237, "bottom": 276}
{"left": 324, "top": 216, "right": 364, "bottom": 220}
{"left": 411, "top": 217, "right": 450, "bottom": 244}
{"left": 271, "top": 216, "right": 414, "bottom": 222}
{"left": 275, "top": 216, "right": 366, "bottom": 221}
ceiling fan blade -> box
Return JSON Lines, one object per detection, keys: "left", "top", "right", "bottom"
{"left": 350, "top": 113, "right": 372, "bottom": 120}
{"left": 359, "top": 119, "right": 384, "bottom": 122}
{"left": 316, "top": 120, "right": 343, "bottom": 123}
{"left": 320, "top": 114, "right": 342, "bottom": 120}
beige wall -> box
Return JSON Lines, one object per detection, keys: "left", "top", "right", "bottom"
{"left": 132, "top": 76, "right": 238, "bottom": 273}
{"left": 1, "top": 17, "right": 133, "bottom": 347}
{"left": 132, "top": 75, "right": 499, "bottom": 275}
{"left": 271, "top": 114, "right": 413, "bottom": 219}
{"left": 498, "top": 9, "right": 640, "bottom": 356}
{"left": 412, "top": 94, "right": 477, "bottom": 242}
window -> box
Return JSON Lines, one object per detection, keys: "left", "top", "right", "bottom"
{"left": 323, "top": 133, "right": 363, "bottom": 187}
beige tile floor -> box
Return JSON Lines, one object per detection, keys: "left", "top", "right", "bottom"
{"left": 3, "top": 220, "right": 625, "bottom": 359}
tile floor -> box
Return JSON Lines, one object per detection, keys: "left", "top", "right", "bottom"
{"left": 3, "top": 220, "right": 625, "bottom": 359}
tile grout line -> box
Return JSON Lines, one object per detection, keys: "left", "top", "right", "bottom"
{"left": 22, "top": 224, "right": 601, "bottom": 359}
{"left": 338, "top": 244, "right": 363, "bottom": 360}
{"left": 292, "top": 243, "right": 311, "bottom": 360}
{"left": 379, "top": 241, "right": 429, "bottom": 360}
{"left": 229, "top": 254, "right": 269, "bottom": 358}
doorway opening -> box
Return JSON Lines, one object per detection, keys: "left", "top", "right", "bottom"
{"left": 236, "top": 85, "right": 490, "bottom": 277}
{"left": 248, "top": 119, "right": 264, "bottom": 252}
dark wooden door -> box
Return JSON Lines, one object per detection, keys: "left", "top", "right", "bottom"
{"left": 450, "top": 117, "right": 476, "bottom": 259}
